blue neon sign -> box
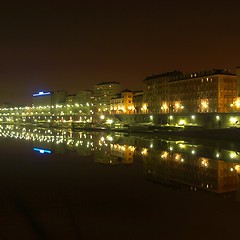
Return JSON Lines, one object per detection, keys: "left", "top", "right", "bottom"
{"left": 33, "top": 148, "right": 52, "bottom": 154}
{"left": 33, "top": 91, "right": 51, "bottom": 97}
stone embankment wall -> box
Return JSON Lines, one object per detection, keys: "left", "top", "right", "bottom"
{"left": 109, "top": 112, "right": 240, "bottom": 129}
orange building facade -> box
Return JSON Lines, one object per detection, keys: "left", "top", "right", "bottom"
{"left": 110, "top": 89, "right": 135, "bottom": 114}
{"left": 143, "top": 69, "right": 237, "bottom": 114}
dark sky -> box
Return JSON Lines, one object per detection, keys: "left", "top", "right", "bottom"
{"left": 1, "top": 0, "right": 240, "bottom": 105}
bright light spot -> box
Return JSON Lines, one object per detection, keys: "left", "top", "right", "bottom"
{"left": 201, "top": 100, "right": 208, "bottom": 109}
{"left": 230, "top": 152, "right": 236, "bottom": 159}
{"left": 106, "top": 119, "right": 113, "bottom": 124}
{"left": 235, "top": 165, "right": 240, "bottom": 173}
{"left": 107, "top": 136, "right": 113, "bottom": 141}
{"left": 33, "top": 148, "right": 51, "bottom": 154}
{"left": 33, "top": 91, "right": 51, "bottom": 97}
{"left": 230, "top": 117, "right": 237, "bottom": 124}
{"left": 161, "top": 151, "right": 168, "bottom": 159}
{"left": 179, "top": 119, "right": 185, "bottom": 125}
{"left": 162, "top": 103, "right": 168, "bottom": 110}
{"left": 201, "top": 158, "right": 208, "bottom": 167}
{"left": 141, "top": 148, "right": 148, "bottom": 155}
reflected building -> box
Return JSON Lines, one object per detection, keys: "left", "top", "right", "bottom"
{"left": 94, "top": 136, "right": 135, "bottom": 165}
{"left": 1, "top": 124, "right": 240, "bottom": 196}
{"left": 110, "top": 144, "right": 135, "bottom": 165}
{"left": 0, "top": 125, "right": 96, "bottom": 156}
{"left": 143, "top": 150, "right": 238, "bottom": 193}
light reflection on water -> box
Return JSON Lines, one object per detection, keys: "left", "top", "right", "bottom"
{"left": 1, "top": 124, "right": 240, "bottom": 196}
{"left": 2, "top": 124, "right": 240, "bottom": 239}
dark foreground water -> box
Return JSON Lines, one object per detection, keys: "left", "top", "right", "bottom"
{"left": 1, "top": 125, "right": 240, "bottom": 240}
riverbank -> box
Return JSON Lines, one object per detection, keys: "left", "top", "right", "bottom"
{"left": 80, "top": 125, "right": 240, "bottom": 142}
{"left": 122, "top": 127, "right": 240, "bottom": 142}
{"left": 154, "top": 127, "right": 240, "bottom": 141}
{"left": 1, "top": 122, "right": 240, "bottom": 142}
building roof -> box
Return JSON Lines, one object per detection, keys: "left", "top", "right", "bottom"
{"left": 188, "top": 69, "right": 235, "bottom": 77}
{"left": 133, "top": 90, "right": 143, "bottom": 94}
{"left": 164, "top": 69, "right": 235, "bottom": 82}
{"left": 111, "top": 89, "right": 133, "bottom": 100}
{"left": 145, "top": 69, "right": 236, "bottom": 83}
{"left": 96, "top": 81, "right": 120, "bottom": 86}
{"left": 144, "top": 71, "right": 183, "bottom": 81}
{"left": 121, "top": 89, "right": 133, "bottom": 93}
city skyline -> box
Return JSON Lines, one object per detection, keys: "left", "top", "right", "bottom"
{"left": 1, "top": 0, "right": 240, "bottom": 105}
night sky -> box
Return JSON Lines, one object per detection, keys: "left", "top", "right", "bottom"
{"left": 1, "top": 0, "right": 240, "bottom": 105}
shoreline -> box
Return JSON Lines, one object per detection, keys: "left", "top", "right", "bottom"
{"left": 1, "top": 122, "right": 240, "bottom": 142}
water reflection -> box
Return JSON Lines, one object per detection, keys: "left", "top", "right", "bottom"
{"left": 1, "top": 124, "right": 240, "bottom": 198}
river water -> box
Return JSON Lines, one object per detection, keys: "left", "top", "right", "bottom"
{"left": 1, "top": 124, "right": 240, "bottom": 239}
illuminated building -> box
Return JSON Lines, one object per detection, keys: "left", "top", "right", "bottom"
{"left": 75, "top": 90, "right": 93, "bottom": 105}
{"left": 1, "top": 67, "right": 240, "bottom": 128}
{"left": 110, "top": 89, "right": 134, "bottom": 114}
{"left": 32, "top": 91, "right": 53, "bottom": 107}
{"left": 93, "top": 81, "right": 122, "bottom": 114}
{"left": 169, "top": 69, "right": 237, "bottom": 113}
{"left": 32, "top": 90, "right": 68, "bottom": 107}
{"left": 66, "top": 94, "right": 76, "bottom": 105}
{"left": 143, "top": 71, "right": 183, "bottom": 113}
{"left": 143, "top": 69, "right": 237, "bottom": 114}
{"left": 233, "top": 67, "right": 240, "bottom": 111}
{"left": 132, "top": 91, "right": 143, "bottom": 113}
{"left": 236, "top": 67, "right": 240, "bottom": 96}
{"left": 52, "top": 90, "right": 68, "bottom": 105}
